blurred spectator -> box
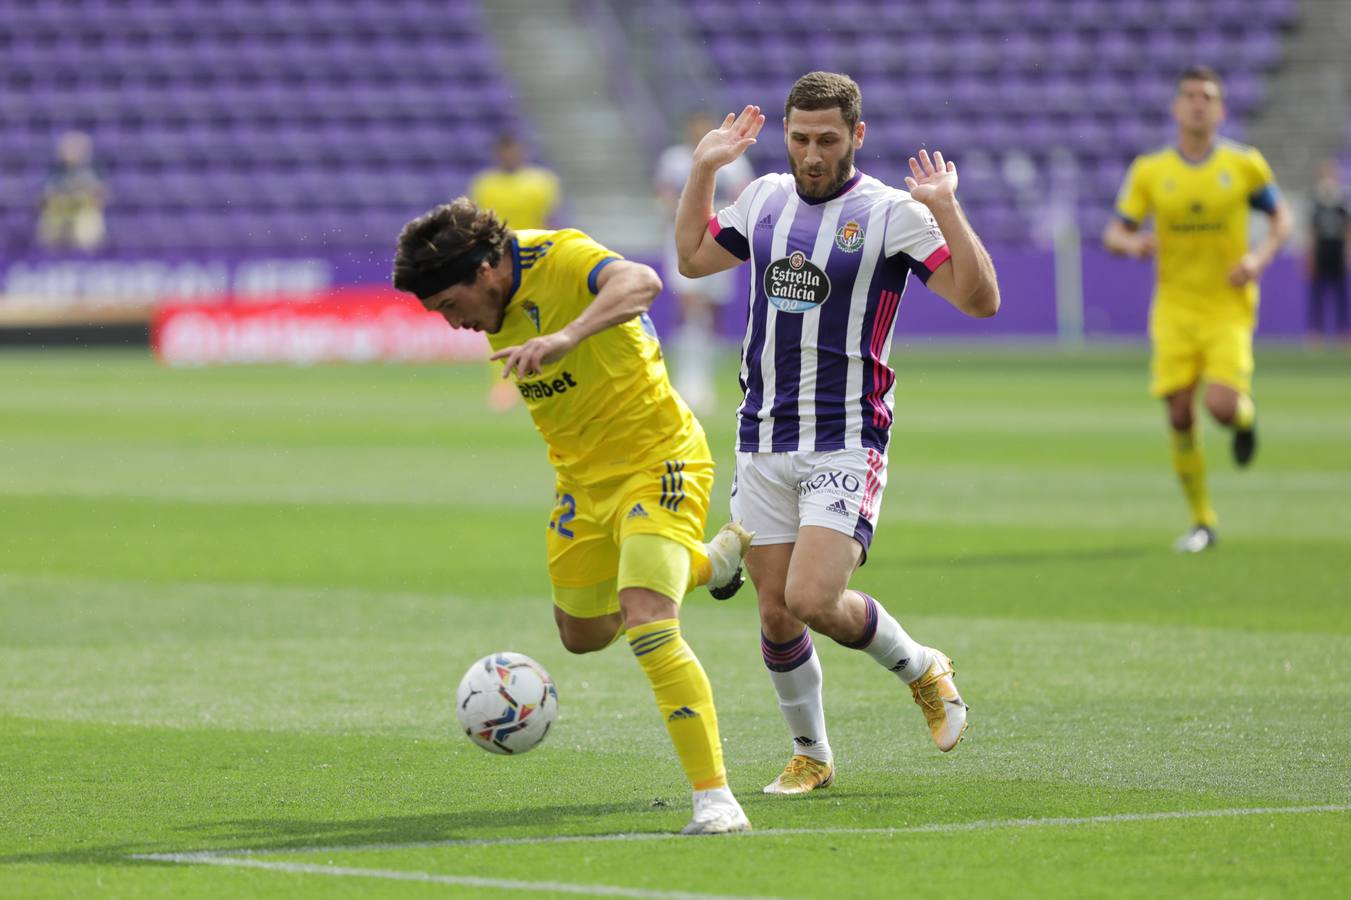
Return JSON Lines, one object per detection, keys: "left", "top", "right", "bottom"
{"left": 469, "top": 135, "right": 561, "bottom": 409}
{"left": 469, "top": 135, "right": 560, "bottom": 230}
{"left": 1307, "top": 159, "right": 1349, "bottom": 346}
{"left": 37, "top": 131, "right": 107, "bottom": 251}
{"left": 655, "top": 112, "right": 754, "bottom": 415}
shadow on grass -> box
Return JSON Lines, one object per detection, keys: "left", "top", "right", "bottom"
{"left": 0, "top": 798, "right": 653, "bottom": 867}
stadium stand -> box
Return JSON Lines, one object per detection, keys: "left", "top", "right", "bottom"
{"left": 0, "top": 0, "right": 533, "bottom": 251}
{"left": 682, "top": 0, "right": 1296, "bottom": 242}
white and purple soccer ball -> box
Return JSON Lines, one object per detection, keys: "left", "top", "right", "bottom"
{"left": 455, "top": 652, "right": 558, "bottom": 755}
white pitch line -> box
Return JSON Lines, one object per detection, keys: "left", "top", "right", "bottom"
{"left": 130, "top": 854, "right": 790, "bottom": 900}
{"left": 133, "top": 803, "right": 1351, "bottom": 862}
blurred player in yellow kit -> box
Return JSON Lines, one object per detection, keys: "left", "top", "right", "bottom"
{"left": 392, "top": 197, "right": 754, "bottom": 834}
{"left": 470, "top": 136, "right": 561, "bottom": 411}
{"left": 1104, "top": 65, "right": 1292, "bottom": 552}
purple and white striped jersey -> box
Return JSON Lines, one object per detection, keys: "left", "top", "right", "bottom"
{"left": 709, "top": 170, "right": 950, "bottom": 454}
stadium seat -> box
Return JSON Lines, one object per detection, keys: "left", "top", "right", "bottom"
{"left": 679, "top": 0, "right": 1290, "bottom": 243}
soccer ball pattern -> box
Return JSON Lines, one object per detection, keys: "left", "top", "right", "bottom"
{"left": 455, "top": 652, "right": 558, "bottom": 755}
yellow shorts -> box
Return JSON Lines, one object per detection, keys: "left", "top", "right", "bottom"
{"left": 547, "top": 429, "right": 713, "bottom": 618}
{"left": 1149, "top": 309, "right": 1254, "bottom": 397}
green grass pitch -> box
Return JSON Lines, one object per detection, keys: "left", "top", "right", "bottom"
{"left": 2, "top": 345, "right": 1348, "bottom": 899}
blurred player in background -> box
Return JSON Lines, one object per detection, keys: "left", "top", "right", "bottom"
{"left": 393, "top": 198, "right": 754, "bottom": 834}
{"left": 1306, "top": 159, "right": 1349, "bottom": 347}
{"left": 675, "top": 72, "right": 999, "bottom": 794}
{"left": 470, "top": 135, "right": 562, "bottom": 410}
{"left": 655, "top": 112, "right": 755, "bottom": 414}
{"left": 1104, "top": 65, "right": 1292, "bottom": 553}
{"left": 37, "top": 130, "right": 107, "bottom": 251}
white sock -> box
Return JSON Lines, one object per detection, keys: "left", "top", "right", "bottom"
{"left": 842, "top": 592, "right": 931, "bottom": 684}
{"left": 762, "top": 629, "right": 832, "bottom": 763}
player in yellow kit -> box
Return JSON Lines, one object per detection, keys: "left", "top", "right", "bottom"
{"left": 392, "top": 197, "right": 753, "bottom": 834}
{"left": 1104, "top": 65, "right": 1292, "bottom": 552}
{"left": 469, "top": 135, "right": 561, "bottom": 411}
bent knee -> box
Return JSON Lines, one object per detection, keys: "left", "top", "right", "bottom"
{"left": 783, "top": 585, "right": 840, "bottom": 629}
{"left": 557, "top": 629, "right": 608, "bottom": 655}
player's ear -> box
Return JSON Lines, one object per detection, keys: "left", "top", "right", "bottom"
{"left": 854, "top": 120, "right": 866, "bottom": 148}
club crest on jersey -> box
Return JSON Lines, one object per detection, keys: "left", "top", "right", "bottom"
{"left": 834, "top": 220, "right": 865, "bottom": 252}
{"left": 764, "top": 251, "right": 831, "bottom": 313}
{"left": 521, "top": 300, "right": 541, "bottom": 332}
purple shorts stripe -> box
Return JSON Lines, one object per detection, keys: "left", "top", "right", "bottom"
{"left": 851, "top": 513, "right": 876, "bottom": 562}
{"left": 838, "top": 592, "right": 878, "bottom": 649}
{"left": 761, "top": 629, "right": 815, "bottom": 672}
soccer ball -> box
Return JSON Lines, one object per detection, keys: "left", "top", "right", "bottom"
{"left": 455, "top": 652, "right": 558, "bottom": 755}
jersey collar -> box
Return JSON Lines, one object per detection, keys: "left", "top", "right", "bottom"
{"left": 1173, "top": 142, "right": 1219, "bottom": 167}
{"left": 797, "top": 169, "right": 863, "bottom": 205}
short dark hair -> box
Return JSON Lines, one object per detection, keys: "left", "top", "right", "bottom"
{"left": 785, "top": 71, "right": 862, "bottom": 131}
{"left": 1176, "top": 64, "right": 1224, "bottom": 96}
{"left": 392, "top": 197, "right": 511, "bottom": 298}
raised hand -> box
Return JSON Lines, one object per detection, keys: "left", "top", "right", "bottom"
{"left": 691, "top": 105, "right": 766, "bottom": 170}
{"left": 904, "top": 149, "right": 959, "bottom": 207}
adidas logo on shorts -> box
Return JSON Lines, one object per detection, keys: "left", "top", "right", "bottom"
{"left": 627, "top": 503, "right": 649, "bottom": 519}
{"left": 825, "top": 498, "right": 851, "bottom": 516}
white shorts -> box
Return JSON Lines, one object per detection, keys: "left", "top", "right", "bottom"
{"left": 729, "top": 448, "right": 888, "bottom": 557}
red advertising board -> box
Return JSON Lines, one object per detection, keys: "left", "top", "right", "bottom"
{"left": 151, "top": 288, "right": 487, "bottom": 366}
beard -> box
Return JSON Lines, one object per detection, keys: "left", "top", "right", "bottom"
{"left": 791, "top": 145, "right": 855, "bottom": 199}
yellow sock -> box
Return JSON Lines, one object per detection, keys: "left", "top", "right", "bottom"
{"left": 1170, "top": 428, "right": 1217, "bottom": 527}
{"left": 626, "top": 618, "right": 726, "bottom": 790}
{"left": 1234, "top": 393, "right": 1256, "bottom": 430}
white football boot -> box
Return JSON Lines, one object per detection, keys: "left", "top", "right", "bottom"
{"left": 681, "top": 786, "right": 752, "bottom": 835}
{"left": 705, "top": 521, "right": 753, "bottom": 600}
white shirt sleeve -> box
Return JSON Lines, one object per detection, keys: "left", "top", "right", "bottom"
{"left": 883, "top": 192, "right": 950, "bottom": 273}
{"left": 714, "top": 173, "right": 774, "bottom": 237}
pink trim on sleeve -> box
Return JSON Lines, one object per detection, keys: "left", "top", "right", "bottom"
{"left": 923, "top": 245, "right": 951, "bottom": 272}
{"left": 707, "top": 215, "right": 723, "bottom": 238}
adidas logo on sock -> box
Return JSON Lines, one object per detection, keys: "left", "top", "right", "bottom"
{"left": 627, "top": 503, "right": 648, "bottom": 519}
{"left": 668, "top": 706, "right": 699, "bottom": 721}
{"left": 825, "top": 498, "right": 850, "bottom": 516}
{"left": 756, "top": 214, "right": 774, "bottom": 230}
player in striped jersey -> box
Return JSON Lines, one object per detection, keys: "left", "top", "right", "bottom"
{"left": 393, "top": 198, "right": 754, "bottom": 833}
{"left": 674, "top": 72, "right": 1000, "bottom": 794}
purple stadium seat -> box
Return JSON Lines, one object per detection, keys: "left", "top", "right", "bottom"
{"left": 1, "top": 0, "right": 536, "bottom": 250}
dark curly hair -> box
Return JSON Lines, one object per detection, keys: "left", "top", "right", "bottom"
{"left": 392, "top": 197, "right": 512, "bottom": 299}
{"left": 785, "top": 71, "right": 862, "bottom": 132}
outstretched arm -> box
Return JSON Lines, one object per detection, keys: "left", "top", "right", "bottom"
{"left": 490, "top": 260, "right": 662, "bottom": 379}
{"left": 674, "top": 105, "right": 765, "bottom": 278}
{"left": 906, "top": 150, "right": 1000, "bottom": 318}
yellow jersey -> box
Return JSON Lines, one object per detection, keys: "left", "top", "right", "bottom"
{"left": 1115, "top": 139, "right": 1278, "bottom": 319}
{"left": 488, "top": 228, "right": 700, "bottom": 485}
{"left": 469, "top": 167, "right": 560, "bottom": 230}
